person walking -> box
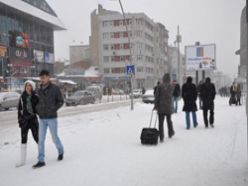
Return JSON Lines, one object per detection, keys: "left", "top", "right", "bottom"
{"left": 154, "top": 81, "right": 160, "bottom": 96}
{"left": 200, "top": 78, "right": 216, "bottom": 128}
{"left": 16, "top": 80, "right": 39, "bottom": 167}
{"left": 33, "top": 70, "right": 64, "bottom": 169}
{"left": 154, "top": 73, "right": 175, "bottom": 142}
{"left": 172, "top": 80, "right": 181, "bottom": 113}
{"left": 236, "top": 83, "right": 242, "bottom": 106}
{"left": 182, "top": 77, "right": 198, "bottom": 130}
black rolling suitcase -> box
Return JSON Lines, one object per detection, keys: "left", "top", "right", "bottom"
{"left": 140, "top": 111, "right": 159, "bottom": 145}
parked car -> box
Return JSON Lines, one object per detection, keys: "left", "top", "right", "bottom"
{"left": 130, "top": 89, "right": 143, "bottom": 98}
{"left": 65, "top": 91, "right": 96, "bottom": 106}
{"left": 0, "top": 92, "right": 20, "bottom": 110}
{"left": 142, "top": 89, "right": 155, "bottom": 104}
{"left": 112, "top": 88, "right": 125, "bottom": 95}
{"left": 86, "top": 85, "right": 103, "bottom": 101}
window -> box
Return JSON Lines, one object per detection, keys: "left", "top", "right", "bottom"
{"left": 104, "top": 68, "right": 110, "bottom": 74}
{"left": 114, "top": 32, "right": 120, "bottom": 38}
{"left": 123, "top": 43, "right": 130, "bottom": 49}
{"left": 114, "top": 20, "right": 119, "bottom": 26}
{"left": 112, "top": 67, "right": 125, "bottom": 74}
{"left": 137, "top": 67, "right": 143, "bottom": 72}
{"left": 103, "top": 44, "right": 109, "bottom": 50}
{"left": 103, "top": 56, "right": 109, "bottom": 62}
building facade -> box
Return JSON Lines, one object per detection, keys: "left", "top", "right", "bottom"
{"left": 0, "top": 0, "right": 64, "bottom": 90}
{"left": 90, "top": 5, "right": 169, "bottom": 89}
{"left": 69, "top": 45, "right": 90, "bottom": 64}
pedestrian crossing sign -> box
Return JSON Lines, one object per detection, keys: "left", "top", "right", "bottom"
{"left": 126, "top": 65, "right": 135, "bottom": 75}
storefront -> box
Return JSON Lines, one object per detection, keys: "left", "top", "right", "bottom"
{"left": 0, "top": 0, "right": 65, "bottom": 90}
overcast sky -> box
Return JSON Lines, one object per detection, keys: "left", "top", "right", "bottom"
{"left": 46, "top": 0, "right": 245, "bottom": 77}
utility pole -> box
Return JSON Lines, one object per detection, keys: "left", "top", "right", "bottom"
{"left": 246, "top": 0, "right": 248, "bottom": 161}
{"left": 118, "top": 0, "right": 134, "bottom": 110}
{"left": 176, "top": 26, "right": 182, "bottom": 85}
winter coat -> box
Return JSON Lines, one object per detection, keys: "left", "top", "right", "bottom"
{"left": 182, "top": 82, "right": 198, "bottom": 112}
{"left": 154, "top": 83, "right": 174, "bottom": 114}
{"left": 18, "top": 91, "right": 39, "bottom": 128}
{"left": 173, "top": 84, "right": 181, "bottom": 98}
{"left": 200, "top": 82, "right": 216, "bottom": 110}
{"left": 36, "top": 82, "right": 64, "bottom": 119}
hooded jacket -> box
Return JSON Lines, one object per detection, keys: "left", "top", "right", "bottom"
{"left": 154, "top": 74, "right": 174, "bottom": 114}
{"left": 18, "top": 80, "right": 39, "bottom": 127}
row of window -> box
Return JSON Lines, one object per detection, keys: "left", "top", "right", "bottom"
{"left": 102, "top": 31, "right": 152, "bottom": 40}
{"left": 102, "top": 18, "right": 154, "bottom": 32}
{"left": 103, "top": 55, "right": 156, "bottom": 63}
{"left": 103, "top": 43, "right": 130, "bottom": 51}
{"left": 103, "top": 55, "right": 155, "bottom": 63}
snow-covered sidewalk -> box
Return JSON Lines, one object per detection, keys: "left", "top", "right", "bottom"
{"left": 0, "top": 97, "right": 247, "bottom": 186}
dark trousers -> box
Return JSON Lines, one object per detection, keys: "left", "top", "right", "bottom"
{"left": 21, "top": 118, "right": 39, "bottom": 144}
{"left": 158, "top": 113, "right": 174, "bottom": 140}
{"left": 203, "top": 109, "right": 214, "bottom": 127}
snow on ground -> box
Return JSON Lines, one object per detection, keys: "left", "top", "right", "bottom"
{"left": 0, "top": 97, "right": 247, "bottom": 186}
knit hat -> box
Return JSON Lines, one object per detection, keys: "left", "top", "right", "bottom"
{"left": 24, "top": 80, "right": 36, "bottom": 91}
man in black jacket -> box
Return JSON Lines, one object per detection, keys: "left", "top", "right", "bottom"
{"left": 200, "top": 77, "right": 216, "bottom": 128}
{"left": 182, "top": 77, "right": 198, "bottom": 129}
{"left": 33, "top": 70, "right": 64, "bottom": 169}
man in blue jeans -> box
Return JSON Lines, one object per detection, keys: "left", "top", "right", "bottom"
{"left": 33, "top": 70, "right": 64, "bottom": 169}
{"left": 182, "top": 77, "right": 198, "bottom": 129}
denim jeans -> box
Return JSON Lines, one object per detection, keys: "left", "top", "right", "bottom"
{"left": 173, "top": 97, "right": 179, "bottom": 113}
{"left": 38, "top": 118, "right": 64, "bottom": 162}
{"left": 185, "top": 112, "right": 197, "bottom": 129}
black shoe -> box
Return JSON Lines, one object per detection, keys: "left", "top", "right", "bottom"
{"left": 58, "top": 153, "right": 64, "bottom": 161}
{"left": 205, "top": 125, "right": 208, "bottom": 128}
{"left": 160, "top": 138, "right": 164, "bottom": 143}
{"left": 169, "top": 131, "right": 175, "bottom": 138}
{"left": 210, "top": 124, "right": 214, "bottom": 128}
{"left": 194, "top": 123, "right": 198, "bottom": 128}
{"left": 32, "top": 162, "right": 45, "bottom": 169}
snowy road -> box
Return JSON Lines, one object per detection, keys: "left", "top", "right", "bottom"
{"left": 0, "top": 97, "right": 247, "bottom": 186}
{"left": 0, "top": 98, "right": 140, "bottom": 128}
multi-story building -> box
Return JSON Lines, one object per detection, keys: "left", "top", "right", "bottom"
{"left": 69, "top": 45, "right": 90, "bottom": 64}
{"left": 236, "top": 6, "right": 247, "bottom": 92}
{"left": 90, "top": 5, "right": 169, "bottom": 89}
{"left": 0, "top": 0, "right": 64, "bottom": 90}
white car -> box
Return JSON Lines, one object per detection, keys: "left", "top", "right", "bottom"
{"left": 142, "top": 90, "right": 155, "bottom": 104}
{"left": 0, "top": 92, "right": 20, "bottom": 110}
{"left": 130, "top": 89, "right": 143, "bottom": 98}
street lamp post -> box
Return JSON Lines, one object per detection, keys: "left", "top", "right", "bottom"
{"left": 110, "top": 0, "right": 134, "bottom": 110}
{"left": 246, "top": 0, "right": 248, "bottom": 161}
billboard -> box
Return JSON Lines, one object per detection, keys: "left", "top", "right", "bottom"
{"left": 44, "top": 52, "right": 54, "bottom": 64}
{"left": 9, "top": 31, "right": 30, "bottom": 48}
{"left": 33, "top": 50, "right": 44, "bottom": 63}
{"left": 185, "top": 44, "right": 216, "bottom": 70}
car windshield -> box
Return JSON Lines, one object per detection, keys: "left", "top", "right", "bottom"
{"left": 73, "top": 91, "right": 85, "bottom": 97}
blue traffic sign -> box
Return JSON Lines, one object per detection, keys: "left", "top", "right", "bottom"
{"left": 126, "top": 65, "right": 135, "bottom": 75}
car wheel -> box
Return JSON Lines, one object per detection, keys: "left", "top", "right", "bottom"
{"left": 4, "top": 108, "right": 9, "bottom": 111}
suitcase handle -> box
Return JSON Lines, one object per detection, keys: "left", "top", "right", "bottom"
{"left": 149, "top": 110, "right": 158, "bottom": 128}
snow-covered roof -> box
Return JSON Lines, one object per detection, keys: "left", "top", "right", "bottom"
{"left": 59, "top": 79, "right": 77, "bottom": 85}
{"left": 0, "top": 0, "right": 65, "bottom": 30}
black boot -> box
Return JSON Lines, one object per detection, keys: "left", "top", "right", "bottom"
{"left": 32, "top": 162, "right": 45, "bottom": 169}
{"left": 58, "top": 153, "right": 64, "bottom": 161}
